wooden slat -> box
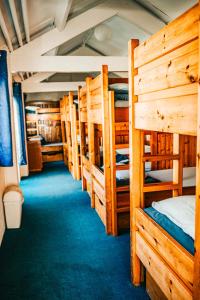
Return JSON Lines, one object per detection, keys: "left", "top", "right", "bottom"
{"left": 115, "top": 143, "right": 129, "bottom": 149}
{"left": 136, "top": 209, "right": 194, "bottom": 289}
{"left": 95, "top": 195, "right": 106, "bottom": 226}
{"left": 83, "top": 167, "right": 91, "bottom": 183}
{"left": 93, "top": 178, "right": 105, "bottom": 204}
{"left": 116, "top": 164, "right": 129, "bottom": 171}
{"left": 136, "top": 232, "right": 192, "bottom": 300}
{"left": 135, "top": 41, "right": 198, "bottom": 95}
{"left": 139, "top": 85, "right": 182, "bottom": 101}
{"left": 117, "top": 206, "right": 129, "bottom": 213}
{"left": 92, "top": 165, "right": 104, "bottom": 188}
{"left": 80, "top": 85, "right": 87, "bottom": 97}
{"left": 143, "top": 154, "right": 179, "bottom": 162}
{"left": 143, "top": 182, "right": 180, "bottom": 193}
{"left": 135, "top": 95, "right": 197, "bottom": 135}
{"left": 89, "top": 74, "right": 101, "bottom": 92}
{"left": 134, "top": 4, "right": 199, "bottom": 68}
{"left": 88, "top": 108, "right": 102, "bottom": 124}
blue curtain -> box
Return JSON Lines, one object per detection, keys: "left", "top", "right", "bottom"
{"left": 0, "top": 51, "right": 13, "bottom": 167}
{"left": 13, "top": 82, "right": 27, "bottom": 166}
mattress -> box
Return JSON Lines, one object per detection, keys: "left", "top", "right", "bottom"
{"left": 116, "top": 145, "right": 150, "bottom": 155}
{"left": 146, "top": 167, "right": 196, "bottom": 187}
{"left": 144, "top": 206, "right": 194, "bottom": 255}
{"left": 115, "top": 100, "right": 129, "bottom": 108}
{"left": 42, "top": 142, "right": 63, "bottom": 147}
{"left": 116, "top": 171, "right": 160, "bottom": 187}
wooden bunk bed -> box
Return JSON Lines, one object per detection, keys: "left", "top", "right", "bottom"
{"left": 129, "top": 3, "right": 199, "bottom": 299}
{"left": 61, "top": 92, "right": 81, "bottom": 180}
{"left": 26, "top": 102, "right": 63, "bottom": 164}
{"left": 78, "top": 80, "right": 91, "bottom": 194}
{"left": 87, "top": 66, "right": 131, "bottom": 235}
{"left": 60, "top": 96, "right": 68, "bottom": 166}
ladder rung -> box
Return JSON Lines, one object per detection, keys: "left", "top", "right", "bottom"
{"left": 143, "top": 182, "right": 180, "bottom": 193}
{"left": 117, "top": 206, "right": 130, "bottom": 213}
{"left": 116, "top": 186, "right": 129, "bottom": 192}
{"left": 116, "top": 165, "right": 129, "bottom": 171}
{"left": 115, "top": 144, "right": 129, "bottom": 149}
{"left": 143, "top": 154, "right": 179, "bottom": 162}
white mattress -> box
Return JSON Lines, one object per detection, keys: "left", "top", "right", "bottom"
{"left": 116, "top": 148, "right": 129, "bottom": 155}
{"left": 115, "top": 101, "right": 129, "bottom": 108}
{"left": 116, "top": 170, "right": 129, "bottom": 181}
{"left": 146, "top": 167, "right": 196, "bottom": 187}
{"left": 43, "top": 142, "right": 63, "bottom": 147}
{"left": 152, "top": 195, "right": 195, "bottom": 239}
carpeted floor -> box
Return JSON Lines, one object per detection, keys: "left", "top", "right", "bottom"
{"left": 0, "top": 161, "right": 149, "bottom": 300}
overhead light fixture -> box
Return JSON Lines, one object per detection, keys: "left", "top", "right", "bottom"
{"left": 94, "top": 24, "right": 112, "bottom": 42}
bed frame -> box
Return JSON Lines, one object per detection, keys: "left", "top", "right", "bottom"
{"left": 60, "top": 93, "right": 81, "bottom": 179}
{"left": 78, "top": 80, "right": 92, "bottom": 195}
{"left": 60, "top": 96, "right": 68, "bottom": 166}
{"left": 129, "top": 3, "right": 199, "bottom": 299}
{"left": 87, "top": 65, "right": 130, "bottom": 235}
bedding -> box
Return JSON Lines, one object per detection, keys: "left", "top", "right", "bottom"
{"left": 109, "top": 83, "right": 128, "bottom": 91}
{"left": 152, "top": 195, "right": 195, "bottom": 239}
{"left": 115, "top": 100, "right": 129, "bottom": 108}
{"left": 146, "top": 167, "right": 196, "bottom": 187}
{"left": 116, "top": 170, "right": 160, "bottom": 187}
{"left": 42, "top": 142, "right": 63, "bottom": 147}
{"left": 144, "top": 206, "right": 194, "bottom": 254}
{"left": 116, "top": 145, "right": 150, "bottom": 155}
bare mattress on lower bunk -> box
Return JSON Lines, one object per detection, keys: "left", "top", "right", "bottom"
{"left": 144, "top": 195, "right": 195, "bottom": 255}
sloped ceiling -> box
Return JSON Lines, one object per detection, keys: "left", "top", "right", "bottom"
{"left": 0, "top": 0, "right": 198, "bottom": 100}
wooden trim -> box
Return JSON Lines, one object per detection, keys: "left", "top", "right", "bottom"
{"left": 136, "top": 232, "right": 192, "bottom": 300}
{"left": 109, "top": 91, "right": 117, "bottom": 235}
{"left": 128, "top": 38, "right": 141, "bottom": 285}
{"left": 193, "top": 2, "right": 200, "bottom": 298}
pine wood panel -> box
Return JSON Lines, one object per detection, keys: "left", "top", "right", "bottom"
{"left": 136, "top": 233, "right": 192, "bottom": 300}
{"left": 135, "top": 95, "right": 197, "bottom": 135}
{"left": 134, "top": 4, "right": 199, "bottom": 68}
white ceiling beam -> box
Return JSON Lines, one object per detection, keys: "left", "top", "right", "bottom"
{"left": 10, "top": 55, "right": 128, "bottom": 73}
{"left": 8, "top": 0, "right": 23, "bottom": 46}
{"left": 55, "top": 0, "right": 73, "bottom": 31}
{"left": 11, "top": 2, "right": 117, "bottom": 58}
{"left": 21, "top": 0, "right": 30, "bottom": 43}
{"left": 0, "top": 8, "right": 13, "bottom": 51}
{"left": 23, "top": 72, "right": 55, "bottom": 84}
{"left": 22, "top": 81, "right": 85, "bottom": 93}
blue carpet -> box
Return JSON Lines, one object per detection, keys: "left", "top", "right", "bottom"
{"left": 0, "top": 161, "right": 149, "bottom": 300}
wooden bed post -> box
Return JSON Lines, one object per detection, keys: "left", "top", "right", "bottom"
{"left": 109, "top": 90, "right": 117, "bottom": 235}
{"left": 78, "top": 85, "right": 87, "bottom": 189}
{"left": 172, "top": 134, "right": 184, "bottom": 197}
{"left": 87, "top": 77, "right": 95, "bottom": 207}
{"left": 193, "top": 2, "right": 200, "bottom": 297}
{"left": 65, "top": 96, "right": 72, "bottom": 172}
{"left": 128, "top": 38, "right": 140, "bottom": 285}
{"left": 102, "top": 65, "right": 112, "bottom": 234}
{"left": 70, "top": 91, "right": 80, "bottom": 180}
